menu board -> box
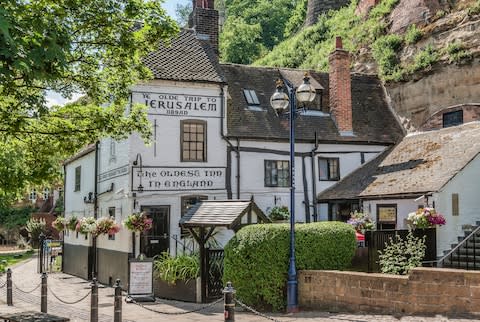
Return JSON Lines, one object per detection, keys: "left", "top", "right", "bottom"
{"left": 378, "top": 206, "right": 396, "bottom": 222}
{"left": 128, "top": 259, "right": 154, "bottom": 300}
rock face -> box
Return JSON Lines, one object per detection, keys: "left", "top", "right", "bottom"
{"left": 389, "top": 0, "right": 444, "bottom": 33}
{"left": 385, "top": 60, "right": 480, "bottom": 129}
{"left": 305, "top": 0, "right": 351, "bottom": 26}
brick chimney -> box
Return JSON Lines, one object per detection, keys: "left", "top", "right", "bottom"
{"left": 329, "top": 37, "right": 353, "bottom": 136}
{"left": 189, "top": 0, "right": 219, "bottom": 55}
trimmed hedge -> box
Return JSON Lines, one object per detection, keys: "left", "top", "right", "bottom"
{"left": 223, "top": 222, "right": 356, "bottom": 311}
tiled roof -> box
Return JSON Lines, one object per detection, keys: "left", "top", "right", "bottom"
{"left": 143, "top": 29, "right": 225, "bottom": 83}
{"left": 221, "top": 64, "right": 404, "bottom": 144}
{"left": 318, "top": 122, "right": 480, "bottom": 200}
{"left": 179, "top": 200, "right": 268, "bottom": 229}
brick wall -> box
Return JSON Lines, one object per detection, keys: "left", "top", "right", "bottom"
{"left": 191, "top": 7, "right": 219, "bottom": 54}
{"left": 299, "top": 267, "right": 480, "bottom": 315}
{"left": 420, "top": 104, "right": 480, "bottom": 131}
{"left": 329, "top": 38, "right": 353, "bottom": 134}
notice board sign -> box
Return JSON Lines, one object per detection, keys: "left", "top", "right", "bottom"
{"left": 128, "top": 258, "right": 155, "bottom": 302}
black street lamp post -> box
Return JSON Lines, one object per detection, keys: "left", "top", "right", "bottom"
{"left": 270, "top": 74, "right": 316, "bottom": 313}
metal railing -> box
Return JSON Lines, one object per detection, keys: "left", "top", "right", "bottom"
{"left": 437, "top": 225, "right": 480, "bottom": 269}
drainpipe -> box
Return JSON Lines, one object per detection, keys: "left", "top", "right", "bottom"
{"left": 93, "top": 141, "right": 99, "bottom": 279}
{"left": 310, "top": 132, "right": 319, "bottom": 222}
{"left": 62, "top": 163, "right": 66, "bottom": 273}
{"left": 219, "top": 85, "right": 240, "bottom": 200}
{"left": 302, "top": 156, "right": 311, "bottom": 223}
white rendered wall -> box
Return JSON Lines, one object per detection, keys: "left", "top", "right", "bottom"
{"left": 362, "top": 199, "right": 424, "bottom": 230}
{"left": 433, "top": 155, "right": 480, "bottom": 255}
{"left": 64, "top": 151, "right": 95, "bottom": 247}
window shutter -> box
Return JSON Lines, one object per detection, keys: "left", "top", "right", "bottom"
{"left": 452, "top": 193, "right": 459, "bottom": 216}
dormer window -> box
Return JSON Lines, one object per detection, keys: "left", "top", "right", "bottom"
{"left": 443, "top": 110, "right": 463, "bottom": 128}
{"left": 243, "top": 89, "right": 263, "bottom": 111}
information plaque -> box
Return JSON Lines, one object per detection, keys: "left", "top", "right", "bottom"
{"left": 128, "top": 258, "right": 155, "bottom": 302}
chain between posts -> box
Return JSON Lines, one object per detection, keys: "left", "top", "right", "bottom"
{"left": 13, "top": 282, "right": 42, "bottom": 294}
{"left": 0, "top": 278, "right": 7, "bottom": 288}
{"left": 131, "top": 297, "right": 223, "bottom": 315}
{"left": 48, "top": 287, "right": 92, "bottom": 304}
{"left": 234, "top": 298, "right": 281, "bottom": 322}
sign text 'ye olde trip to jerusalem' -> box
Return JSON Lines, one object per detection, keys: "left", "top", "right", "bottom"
{"left": 135, "top": 92, "right": 220, "bottom": 117}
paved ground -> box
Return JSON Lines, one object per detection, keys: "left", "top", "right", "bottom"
{"left": 0, "top": 256, "right": 479, "bottom": 321}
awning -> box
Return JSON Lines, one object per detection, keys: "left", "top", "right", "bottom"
{"left": 179, "top": 199, "right": 269, "bottom": 231}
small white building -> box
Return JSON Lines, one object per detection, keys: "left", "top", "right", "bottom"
{"left": 63, "top": 0, "right": 404, "bottom": 284}
{"left": 318, "top": 122, "right": 480, "bottom": 256}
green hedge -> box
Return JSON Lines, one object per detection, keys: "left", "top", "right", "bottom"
{"left": 223, "top": 222, "right": 356, "bottom": 311}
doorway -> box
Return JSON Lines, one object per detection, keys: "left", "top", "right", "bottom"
{"left": 140, "top": 206, "right": 170, "bottom": 258}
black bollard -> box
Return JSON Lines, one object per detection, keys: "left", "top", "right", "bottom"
{"left": 114, "top": 279, "right": 122, "bottom": 322}
{"left": 6, "top": 268, "right": 12, "bottom": 306}
{"left": 223, "top": 281, "right": 236, "bottom": 322}
{"left": 41, "top": 272, "right": 47, "bottom": 313}
{"left": 91, "top": 278, "right": 98, "bottom": 322}
{"left": 39, "top": 233, "right": 45, "bottom": 273}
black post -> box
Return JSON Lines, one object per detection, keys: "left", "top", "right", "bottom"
{"left": 223, "top": 282, "right": 235, "bottom": 322}
{"left": 114, "top": 279, "right": 122, "bottom": 322}
{"left": 6, "top": 268, "right": 12, "bottom": 306}
{"left": 39, "top": 233, "right": 45, "bottom": 273}
{"left": 91, "top": 278, "right": 98, "bottom": 322}
{"left": 199, "top": 227, "right": 206, "bottom": 303}
{"left": 41, "top": 272, "right": 47, "bottom": 313}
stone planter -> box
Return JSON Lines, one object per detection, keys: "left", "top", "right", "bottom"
{"left": 153, "top": 277, "right": 201, "bottom": 303}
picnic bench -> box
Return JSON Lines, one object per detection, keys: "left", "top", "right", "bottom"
{"left": 0, "top": 311, "right": 69, "bottom": 322}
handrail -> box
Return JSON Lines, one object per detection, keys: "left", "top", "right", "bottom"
{"left": 437, "top": 224, "right": 480, "bottom": 267}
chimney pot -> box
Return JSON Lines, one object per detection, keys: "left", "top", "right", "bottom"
{"left": 335, "top": 36, "right": 343, "bottom": 49}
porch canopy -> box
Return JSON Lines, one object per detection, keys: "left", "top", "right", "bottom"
{"left": 179, "top": 199, "right": 269, "bottom": 302}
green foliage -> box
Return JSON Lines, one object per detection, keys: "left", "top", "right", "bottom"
{"left": 268, "top": 206, "right": 290, "bottom": 221}
{"left": 410, "top": 44, "right": 439, "bottom": 73}
{"left": 467, "top": 1, "right": 480, "bottom": 16}
{"left": 25, "top": 218, "right": 47, "bottom": 245}
{"left": 444, "top": 42, "right": 473, "bottom": 63}
{"left": 175, "top": 2, "right": 192, "bottom": 27}
{"left": 154, "top": 252, "right": 200, "bottom": 285}
{"left": 220, "top": 17, "right": 265, "bottom": 64}
{"left": 0, "top": 251, "right": 34, "bottom": 273}
{"left": 0, "top": 207, "right": 33, "bottom": 229}
{"left": 0, "top": 0, "right": 178, "bottom": 204}
{"left": 224, "top": 222, "right": 356, "bottom": 311}
{"left": 379, "top": 231, "right": 426, "bottom": 275}
{"left": 221, "top": 0, "right": 303, "bottom": 63}
{"left": 371, "top": 34, "right": 404, "bottom": 81}
{"left": 404, "top": 24, "right": 423, "bottom": 45}
{"left": 284, "top": 0, "right": 308, "bottom": 38}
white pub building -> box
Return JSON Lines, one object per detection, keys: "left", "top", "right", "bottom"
{"left": 63, "top": 0, "right": 403, "bottom": 284}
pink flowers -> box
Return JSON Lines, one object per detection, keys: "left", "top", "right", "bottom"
{"left": 124, "top": 212, "right": 153, "bottom": 232}
{"left": 407, "top": 207, "right": 446, "bottom": 229}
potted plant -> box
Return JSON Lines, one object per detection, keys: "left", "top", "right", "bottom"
{"left": 347, "top": 211, "right": 375, "bottom": 233}
{"left": 67, "top": 216, "right": 78, "bottom": 231}
{"left": 268, "top": 206, "right": 290, "bottom": 222}
{"left": 75, "top": 217, "right": 97, "bottom": 235}
{"left": 124, "top": 212, "right": 153, "bottom": 232}
{"left": 95, "top": 216, "right": 120, "bottom": 236}
{"left": 153, "top": 252, "right": 200, "bottom": 302}
{"left": 52, "top": 216, "right": 66, "bottom": 232}
{"left": 407, "top": 207, "right": 446, "bottom": 229}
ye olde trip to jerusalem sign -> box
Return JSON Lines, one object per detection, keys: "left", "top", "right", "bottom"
{"left": 133, "top": 92, "right": 220, "bottom": 117}
{"left": 132, "top": 166, "right": 226, "bottom": 191}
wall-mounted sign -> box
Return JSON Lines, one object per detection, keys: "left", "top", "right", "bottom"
{"left": 128, "top": 259, "right": 154, "bottom": 301}
{"left": 377, "top": 206, "right": 397, "bottom": 223}
{"left": 132, "top": 166, "right": 226, "bottom": 191}
{"left": 98, "top": 165, "right": 129, "bottom": 182}
{"left": 132, "top": 91, "right": 220, "bottom": 117}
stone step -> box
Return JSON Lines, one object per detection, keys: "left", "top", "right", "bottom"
{"left": 442, "top": 260, "right": 480, "bottom": 270}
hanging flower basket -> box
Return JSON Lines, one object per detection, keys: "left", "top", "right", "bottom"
{"left": 75, "top": 217, "right": 97, "bottom": 235}
{"left": 124, "top": 212, "right": 153, "bottom": 232}
{"left": 67, "top": 216, "right": 78, "bottom": 231}
{"left": 52, "top": 216, "right": 66, "bottom": 232}
{"left": 347, "top": 211, "right": 375, "bottom": 233}
{"left": 407, "top": 207, "right": 446, "bottom": 229}
{"left": 95, "top": 216, "right": 121, "bottom": 236}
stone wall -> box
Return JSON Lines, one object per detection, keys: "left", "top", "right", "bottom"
{"left": 386, "top": 60, "right": 480, "bottom": 129}
{"left": 420, "top": 103, "right": 480, "bottom": 130}
{"left": 299, "top": 267, "right": 480, "bottom": 315}
{"left": 305, "top": 0, "right": 351, "bottom": 26}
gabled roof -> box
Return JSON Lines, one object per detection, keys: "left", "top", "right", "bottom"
{"left": 318, "top": 122, "right": 480, "bottom": 200}
{"left": 221, "top": 64, "right": 404, "bottom": 144}
{"left": 143, "top": 29, "right": 225, "bottom": 83}
{"left": 63, "top": 144, "right": 96, "bottom": 166}
{"left": 179, "top": 200, "right": 269, "bottom": 230}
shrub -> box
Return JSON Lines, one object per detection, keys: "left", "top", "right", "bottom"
{"left": 223, "top": 222, "right": 356, "bottom": 311}
{"left": 410, "top": 44, "right": 439, "bottom": 73}
{"left": 444, "top": 42, "right": 472, "bottom": 63}
{"left": 379, "top": 231, "right": 426, "bottom": 275}
{"left": 25, "top": 218, "right": 47, "bottom": 245}
{"left": 371, "top": 34, "right": 404, "bottom": 79}
{"left": 404, "top": 24, "right": 423, "bottom": 45}
{"left": 268, "top": 206, "right": 290, "bottom": 221}
{"left": 154, "top": 252, "right": 200, "bottom": 285}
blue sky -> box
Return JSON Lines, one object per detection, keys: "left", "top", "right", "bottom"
{"left": 163, "top": 0, "right": 189, "bottom": 21}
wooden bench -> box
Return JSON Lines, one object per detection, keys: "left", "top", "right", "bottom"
{"left": 0, "top": 311, "right": 69, "bottom": 321}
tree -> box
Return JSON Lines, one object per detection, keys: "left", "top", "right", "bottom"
{"left": 0, "top": 0, "right": 178, "bottom": 205}
{"left": 220, "top": 17, "right": 265, "bottom": 64}
{"left": 175, "top": 2, "right": 193, "bottom": 27}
